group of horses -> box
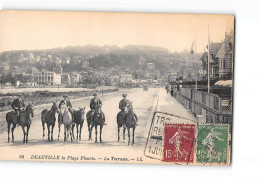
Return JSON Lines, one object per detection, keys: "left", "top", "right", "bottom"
{"left": 5, "top": 101, "right": 138, "bottom": 145}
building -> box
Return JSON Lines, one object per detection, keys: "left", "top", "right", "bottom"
{"left": 200, "top": 31, "right": 234, "bottom": 81}
{"left": 61, "top": 73, "right": 71, "bottom": 85}
{"left": 200, "top": 42, "right": 222, "bottom": 80}
{"left": 109, "top": 76, "right": 120, "bottom": 85}
{"left": 168, "top": 73, "right": 178, "bottom": 83}
{"left": 120, "top": 74, "right": 133, "bottom": 84}
{"left": 216, "top": 32, "right": 233, "bottom": 79}
{"left": 139, "top": 57, "right": 146, "bottom": 66}
{"left": 82, "top": 60, "right": 89, "bottom": 69}
{"left": 0, "top": 63, "right": 10, "bottom": 71}
{"left": 70, "top": 72, "right": 80, "bottom": 84}
{"left": 32, "top": 70, "right": 61, "bottom": 85}
{"left": 147, "top": 63, "right": 155, "bottom": 70}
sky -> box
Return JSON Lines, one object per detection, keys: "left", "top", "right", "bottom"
{"left": 0, "top": 10, "right": 234, "bottom": 53}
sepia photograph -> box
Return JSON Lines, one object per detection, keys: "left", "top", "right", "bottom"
{"left": 0, "top": 10, "right": 234, "bottom": 166}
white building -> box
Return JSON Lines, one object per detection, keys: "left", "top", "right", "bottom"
{"left": 32, "top": 70, "right": 61, "bottom": 85}
{"left": 120, "top": 74, "right": 133, "bottom": 84}
{"left": 82, "top": 60, "right": 89, "bottom": 69}
{"left": 147, "top": 63, "right": 155, "bottom": 70}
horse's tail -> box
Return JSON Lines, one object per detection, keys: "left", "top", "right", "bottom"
{"left": 86, "top": 111, "right": 92, "bottom": 124}
{"left": 6, "top": 111, "right": 14, "bottom": 124}
{"left": 134, "top": 113, "right": 138, "bottom": 122}
{"left": 116, "top": 112, "right": 120, "bottom": 124}
{"left": 41, "top": 109, "right": 48, "bottom": 122}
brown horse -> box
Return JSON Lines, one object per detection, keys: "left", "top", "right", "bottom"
{"left": 87, "top": 104, "right": 105, "bottom": 143}
{"left": 72, "top": 107, "right": 86, "bottom": 141}
{"left": 124, "top": 102, "right": 138, "bottom": 146}
{"left": 41, "top": 102, "right": 60, "bottom": 141}
{"left": 6, "top": 104, "right": 34, "bottom": 144}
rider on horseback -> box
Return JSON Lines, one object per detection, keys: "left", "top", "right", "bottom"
{"left": 119, "top": 93, "right": 139, "bottom": 126}
{"left": 59, "top": 94, "right": 73, "bottom": 123}
{"left": 89, "top": 93, "right": 106, "bottom": 125}
{"left": 11, "top": 95, "right": 25, "bottom": 126}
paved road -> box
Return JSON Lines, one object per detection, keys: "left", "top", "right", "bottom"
{"left": 0, "top": 88, "right": 196, "bottom": 163}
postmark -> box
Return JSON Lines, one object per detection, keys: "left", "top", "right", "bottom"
{"left": 144, "top": 112, "right": 196, "bottom": 160}
{"left": 163, "top": 123, "right": 195, "bottom": 163}
{"left": 196, "top": 124, "right": 230, "bottom": 165}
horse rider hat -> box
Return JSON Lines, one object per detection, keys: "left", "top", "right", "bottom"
{"left": 63, "top": 94, "right": 68, "bottom": 98}
{"left": 93, "top": 93, "right": 97, "bottom": 96}
{"left": 122, "top": 93, "right": 127, "bottom": 97}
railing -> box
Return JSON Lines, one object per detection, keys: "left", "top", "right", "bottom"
{"left": 176, "top": 88, "right": 232, "bottom": 124}
{"left": 192, "top": 90, "right": 220, "bottom": 112}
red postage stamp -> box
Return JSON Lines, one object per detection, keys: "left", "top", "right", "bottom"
{"left": 163, "top": 123, "right": 196, "bottom": 163}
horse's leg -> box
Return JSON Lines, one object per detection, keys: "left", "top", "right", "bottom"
{"left": 127, "top": 127, "right": 130, "bottom": 146}
{"left": 7, "top": 123, "right": 10, "bottom": 143}
{"left": 58, "top": 123, "right": 61, "bottom": 141}
{"left": 117, "top": 125, "right": 120, "bottom": 142}
{"left": 22, "top": 126, "right": 26, "bottom": 144}
{"left": 100, "top": 125, "right": 103, "bottom": 143}
{"left": 51, "top": 125, "right": 54, "bottom": 141}
{"left": 79, "top": 123, "right": 83, "bottom": 141}
{"left": 70, "top": 126, "right": 73, "bottom": 142}
{"left": 76, "top": 124, "right": 79, "bottom": 141}
{"left": 132, "top": 127, "right": 135, "bottom": 146}
{"left": 67, "top": 126, "right": 70, "bottom": 141}
{"left": 95, "top": 125, "right": 98, "bottom": 143}
{"left": 47, "top": 125, "right": 50, "bottom": 141}
{"left": 26, "top": 125, "right": 30, "bottom": 144}
{"left": 64, "top": 125, "right": 66, "bottom": 141}
{"left": 90, "top": 124, "right": 94, "bottom": 141}
{"left": 11, "top": 124, "right": 16, "bottom": 142}
{"left": 71, "top": 124, "right": 74, "bottom": 140}
{"left": 72, "top": 123, "right": 75, "bottom": 140}
{"left": 88, "top": 123, "right": 90, "bottom": 140}
{"left": 123, "top": 127, "right": 126, "bottom": 143}
{"left": 42, "top": 122, "right": 45, "bottom": 139}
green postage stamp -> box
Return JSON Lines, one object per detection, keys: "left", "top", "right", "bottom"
{"left": 196, "top": 124, "right": 230, "bottom": 165}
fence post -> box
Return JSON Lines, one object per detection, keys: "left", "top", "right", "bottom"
{"left": 219, "top": 97, "right": 222, "bottom": 113}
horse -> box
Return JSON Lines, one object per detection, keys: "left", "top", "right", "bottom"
{"left": 41, "top": 102, "right": 60, "bottom": 141}
{"left": 58, "top": 104, "right": 73, "bottom": 142}
{"left": 86, "top": 110, "right": 93, "bottom": 140}
{"left": 124, "top": 102, "right": 138, "bottom": 145}
{"left": 72, "top": 107, "right": 86, "bottom": 141}
{"left": 86, "top": 104, "right": 105, "bottom": 143}
{"left": 6, "top": 104, "right": 34, "bottom": 144}
{"left": 117, "top": 111, "right": 126, "bottom": 143}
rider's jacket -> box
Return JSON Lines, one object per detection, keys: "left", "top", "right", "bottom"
{"left": 11, "top": 99, "right": 24, "bottom": 110}
{"left": 119, "top": 99, "right": 130, "bottom": 111}
{"left": 90, "top": 98, "right": 102, "bottom": 110}
{"left": 59, "top": 99, "right": 72, "bottom": 109}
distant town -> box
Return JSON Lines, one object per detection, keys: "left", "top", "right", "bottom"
{"left": 0, "top": 31, "right": 233, "bottom": 93}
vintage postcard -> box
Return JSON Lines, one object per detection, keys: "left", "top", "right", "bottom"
{"left": 0, "top": 10, "right": 234, "bottom": 165}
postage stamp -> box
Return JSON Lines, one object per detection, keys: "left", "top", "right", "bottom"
{"left": 144, "top": 112, "right": 196, "bottom": 160}
{"left": 196, "top": 124, "right": 230, "bottom": 165}
{"left": 163, "top": 123, "right": 196, "bottom": 163}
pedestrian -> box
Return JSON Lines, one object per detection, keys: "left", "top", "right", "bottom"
{"left": 171, "top": 85, "right": 174, "bottom": 97}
